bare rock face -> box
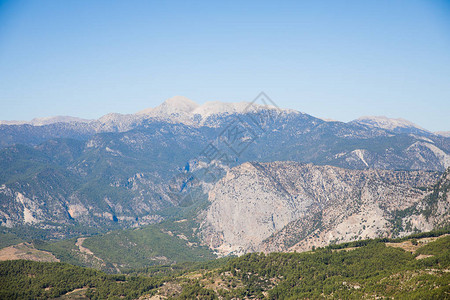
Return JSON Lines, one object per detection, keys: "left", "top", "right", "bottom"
{"left": 199, "top": 162, "right": 302, "bottom": 255}
{"left": 199, "top": 162, "right": 443, "bottom": 256}
{"left": 401, "top": 168, "right": 450, "bottom": 233}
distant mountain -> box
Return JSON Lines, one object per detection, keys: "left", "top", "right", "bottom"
{"left": 0, "top": 98, "right": 441, "bottom": 137}
{"left": 0, "top": 97, "right": 445, "bottom": 148}
{"left": 350, "top": 116, "right": 431, "bottom": 136}
{"left": 0, "top": 116, "right": 92, "bottom": 126}
{"left": 0, "top": 96, "right": 287, "bottom": 147}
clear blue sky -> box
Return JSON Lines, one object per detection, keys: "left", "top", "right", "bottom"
{"left": 0, "top": 0, "right": 449, "bottom": 131}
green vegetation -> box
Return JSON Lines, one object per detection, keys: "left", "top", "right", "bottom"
{"left": 416, "top": 235, "right": 450, "bottom": 257}
{"left": 220, "top": 241, "right": 449, "bottom": 299}
{"left": 0, "top": 230, "right": 23, "bottom": 249}
{"left": 126, "top": 257, "right": 233, "bottom": 278}
{"left": 170, "top": 235, "right": 450, "bottom": 299}
{"left": 34, "top": 218, "right": 216, "bottom": 273}
{"left": 34, "top": 238, "right": 85, "bottom": 267}
{"left": 0, "top": 223, "right": 114, "bottom": 247}
{"left": 81, "top": 223, "right": 215, "bottom": 270}
{"left": 3, "top": 232, "right": 448, "bottom": 299}
{"left": 326, "top": 227, "right": 450, "bottom": 250}
{"left": 0, "top": 260, "right": 161, "bottom": 300}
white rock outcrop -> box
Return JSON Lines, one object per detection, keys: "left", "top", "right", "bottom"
{"left": 200, "top": 162, "right": 442, "bottom": 256}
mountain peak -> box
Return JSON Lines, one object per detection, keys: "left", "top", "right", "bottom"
{"left": 351, "top": 115, "right": 430, "bottom": 135}
{"left": 157, "top": 96, "right": 199, "bottom": 113}
{"left": 356, "top": 116, "right": 418, "bottom": 127}
{"left": 163, "top": 96, "right": 198, "bottom": 109}
{"left": 138, "top": 96, "right": 199, "bottom": 115}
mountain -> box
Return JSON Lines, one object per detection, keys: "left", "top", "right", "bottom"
{"left": 350, "top": 116, "right": 431, "bottom": 136}
{"left": 0, "top": 96, "right": 449, "bottom": 241}
{"left": 4, "top": 101, "right": 440, "bottom": 145}
{"left": 0, "top": 96, "right": 284, "bottom": 147}
{"left": 3, "top": 161, "right": 448, "bottom": 273}
{"left": 0, "top": 124, "right": 214, "bottom": 238}
{"left": 0, "top": 116, "right": 92, "bottom": 126}
{"left": 138, "top": 95, "right": 199, "bottom": 115}
{"left": 200, "top": 162, "right": 449, "bottom": 255}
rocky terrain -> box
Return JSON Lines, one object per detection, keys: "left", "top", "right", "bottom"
{"left": 0, "top": 96, "right": 449, "bottom": 241}
{"left": 200, "top": 162, "right": 449, "bottom": 255}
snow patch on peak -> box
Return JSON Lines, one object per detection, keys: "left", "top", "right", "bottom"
{"left": 164, "top": 96, "right": 198, "bottom": 108}
{"left": 435, "top": 131, "right": 450, "bottom": 137}
{"left": 135, "top": 97, "right": 297, "bottom": 126}
{"left": 318, "top": 117, "right": 338, "bottom": 122}
{"left": 192, "top": 101, "right": 251, "bottom": 118}
{"left": 0, "top": 116, "right": 92, "bottom": 126}
{"left": 354, "top": 116, "right": 426, "bottom": 131}
{"left": 140, "top": 96, "right": 199, "bottom": 116}
{"left": 30, "top": 116, "right": 92, "bottom": 126}
{"left": 358, "top": 116, "right": 409, "bottom": 128}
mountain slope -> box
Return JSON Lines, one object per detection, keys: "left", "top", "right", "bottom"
{"left": 200, "top": 162, "right": 446, "bottom": 255}
{"left": 1, "top": 232, "right": 448, "bottom": 299}
{"left": 32, "top": 215, "right": 216, "bottom": 273}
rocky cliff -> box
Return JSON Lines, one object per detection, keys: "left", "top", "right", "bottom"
{"left": 200, "top": 162, "right": 446, "bottom": 255}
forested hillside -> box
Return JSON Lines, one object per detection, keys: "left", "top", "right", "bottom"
{"left": 33, "top": 217, "right": 216, "bottom": 273}
{"left": 1, "top": 231, "right": 448, "bottom": 299}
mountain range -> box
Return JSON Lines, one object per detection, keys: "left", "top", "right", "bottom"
{"left": 1, "top": 96, "right": 448, "bottom": 147}
{"left": 0, "top": 96, "right": 449, "bottom": 263}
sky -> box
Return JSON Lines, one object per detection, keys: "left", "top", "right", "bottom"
{"left": 0, "top": 0, "right": 449, "bottom": 131}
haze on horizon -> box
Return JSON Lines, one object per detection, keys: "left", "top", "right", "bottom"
{"left": 0, "top": 0, "right": 449, "bottom": 131}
